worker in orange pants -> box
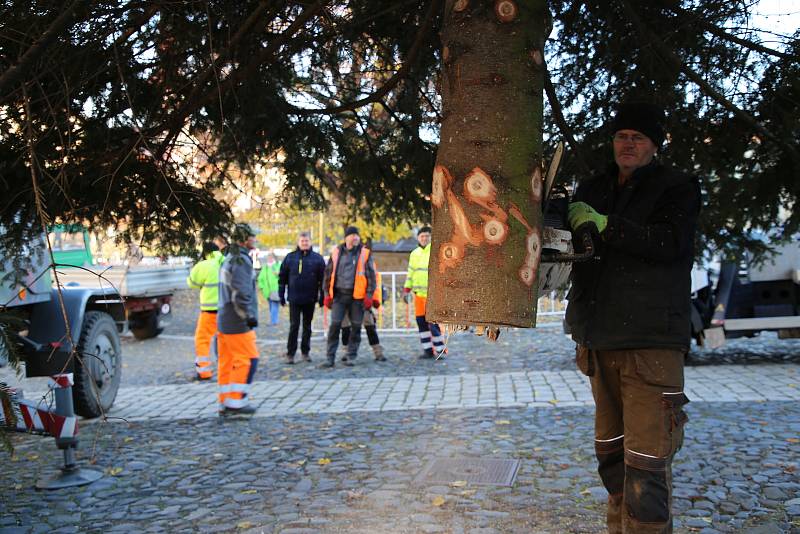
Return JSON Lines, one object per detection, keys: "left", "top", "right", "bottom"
{"left": 187, "top": 242, "right": 224, "bottom": 380}
{"left": 217, "top": 224, "right": 260, "bottom": 415}
{"left": 217, "top": 329, "right": 259, "bottom": 409}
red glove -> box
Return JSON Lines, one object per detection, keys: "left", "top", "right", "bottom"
{"left": 323, "top": 295, "right": 333, "bottom": 309}
{"left": 403, "top": 287, "right": 411, "bottom": 295}
{"left": 372, "top": 298, "right": 380, "bottom": 309}
{"left": 363, "top": 296, "right": 373, "bottom": 310}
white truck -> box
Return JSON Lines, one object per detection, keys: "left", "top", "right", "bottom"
{"left": 691, "top": 240, "right": 800, "bottom": 348}
{"left": 49, "top": 226, "right": 188, "bottom": 339}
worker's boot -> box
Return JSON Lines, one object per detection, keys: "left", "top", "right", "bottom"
{"left": 372, "top": 344, "right": 386, "bottom": 362}
{"left": 284, "top": 353, "right": 295, "bottom": 365}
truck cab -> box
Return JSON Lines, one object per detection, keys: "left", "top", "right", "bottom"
{"left": 1, "top": 232, "right": 125, "bottom": 418}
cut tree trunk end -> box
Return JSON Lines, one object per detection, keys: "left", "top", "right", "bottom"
{"left": 428, "top": 0, "right": 546, "bottom": 332}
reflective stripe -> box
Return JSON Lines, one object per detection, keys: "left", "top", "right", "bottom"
{"left": 223, "top": 397, "right": 248, "bottom": 409}
{"left": 228, "top": 383, "right": 250, "bottom": 393}
{"left": 596, "top": 435, "right": 624, "bottom": 443}
{"left": 627, "top": 448, "right": 660, "bottom": 459}
{"left": 421, "top": 341, "right": 433, "bottom": 349}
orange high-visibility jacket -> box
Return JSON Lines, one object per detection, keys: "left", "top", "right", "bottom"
{"left": 328, "top": 246, "right": 371, "bottom": 299}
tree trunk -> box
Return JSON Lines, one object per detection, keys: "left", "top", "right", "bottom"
{"left": 428, "top": 0, "right": 546, "bottom": 331}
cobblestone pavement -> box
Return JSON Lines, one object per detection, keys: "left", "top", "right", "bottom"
{"left": 2, "top": 402, "right": 798, "bottom": 533}
{"left": 2, "top": 290, "right": 799, "bottom": 533}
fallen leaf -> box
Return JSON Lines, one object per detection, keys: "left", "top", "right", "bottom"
{"left": 497, "top": 434, "right": 511, "bottom": 439}
{"left": 123, "top": 437, "right": 134, "bottom": 443}
{"left": 318, "top": 458, "right": 331, "bottom": 465}
{"left": 240, "top": 489, "right": 257, "bottom": 494}
{"left": 358, "top": 444, "right": 366, "bottom": 449}
{"left": 108, "top": 467, "right": 123, "bottom": 476}
{"left": 495, "top": 420, "right": 511, "bottom": 425}
{"left": 460, "top": 489, "right": 476, "bottom": 497}
{"left": 450, "top": 480, "right": 467, "bottom": 488}
{"left": 13, "top": 484, "right": 22, "bottom": 491}
{"left": 788, "top": 438, "right": 799, "bottom": 443}
{"left": 175, "top": 372, "right": 182, "bottom": 377}
{"left": 297, "top": 459, "right": 307, "bottom": 466}
{"left": 432, "top": 495, "right": 446, "bottom": 507}
{"left": 237, "top": 521, "right": 253, "bottom": 529}
{"left": 271, "top": 446, "right": 280, "bottom": 451}
{"left": 26, "top": 453, "right": 38, "bottom": 460}
{"left": 549, "top": 399, "right": 558, "bottom": 405}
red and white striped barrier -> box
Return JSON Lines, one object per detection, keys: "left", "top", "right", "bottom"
{"left": 1, "top": 374, "right": 79, "bottom": 439}
{"left": 16, "top": 399, "right": 78, "bottom": 438}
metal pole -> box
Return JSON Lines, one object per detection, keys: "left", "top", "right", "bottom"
{"left": 318, "top": 211, "right": 324, "bottom": 254}
{"left": 391, "top": 273, "right": 397, "bottom": 330}
{"left": 36, "top": 372, "right": 103, "bottom": 489}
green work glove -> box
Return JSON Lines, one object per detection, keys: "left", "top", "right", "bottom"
{"left": 568, "top": 202, "right": 608, "bottom": 233}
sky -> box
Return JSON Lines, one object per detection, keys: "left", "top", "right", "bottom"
{"left": 752, "top": 0, "right": 799, "bottom": 46}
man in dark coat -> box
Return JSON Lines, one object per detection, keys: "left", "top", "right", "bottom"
{"left": 565, "top": 102, "right": 701, "bottom": 534}
{"left": 278, "top": 231, "right": 326, "bottom": 364}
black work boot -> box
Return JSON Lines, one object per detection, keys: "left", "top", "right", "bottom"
{"left": 284, "top": 353, "right": 295, "bottom": 365}
{"left": 318, "top": 360, "right": 334, "bottom": 369}
{"left": 219, "top": 405, "right": 257, "bottom": 416}
{"left": 302, "top": 353, "right": 311, "bottom": 363}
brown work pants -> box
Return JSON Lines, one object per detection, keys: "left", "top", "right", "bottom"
{"left": 576, "top": 346, "right": 689, "bottom": 534}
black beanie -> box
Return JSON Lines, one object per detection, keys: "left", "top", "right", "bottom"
{"left": 610, "top": 102, "right": 665, "bottom": 146}
{"left": 344, "top": 226, "right": 359, "bottom": 237}
{"left": 418, "top": 226, "right": 432, "bottom": 235}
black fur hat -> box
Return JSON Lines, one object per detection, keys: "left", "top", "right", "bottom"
{"left": 610, "top": 102, "right": 665, "bottom": 145}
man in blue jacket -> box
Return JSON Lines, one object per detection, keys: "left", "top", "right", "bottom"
{"left": 278, "top": 232, "right": 326, "bottom": 364}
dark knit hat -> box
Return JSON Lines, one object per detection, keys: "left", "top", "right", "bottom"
{"left": 231, "top": 223, "right": 255, "bottom": 243}
{"left": 418, "top": 226, "right": 432, "bottom": 235}
{"left": 610, "top": 102, "right": 665, "bottom": 145}
{"left": 344, "top": 225, "right": 360, "bottom": 237}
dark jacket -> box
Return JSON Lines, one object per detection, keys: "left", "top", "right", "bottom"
{"left": 565, "top": 161, "right": 701, "bottom": 351}
{"left": 218, "top": 247, "right": 258, "bottom": 334}
{"left": 278, "top": 247, "right": 326, "bottom": 305}
{"left": 323, "top": 243, "right": 376, "bottom": 299}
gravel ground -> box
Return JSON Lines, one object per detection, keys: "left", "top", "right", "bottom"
{"left": 125, "top": 290, "right": 800, "bottom": 386}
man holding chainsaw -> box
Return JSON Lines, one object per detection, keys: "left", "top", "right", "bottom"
{"left": 565, "top": 102, "right": 701, "bottom": 534}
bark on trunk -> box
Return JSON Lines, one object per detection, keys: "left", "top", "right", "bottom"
{"left": 428, "top": 0, "right": 546, "bottom": 330}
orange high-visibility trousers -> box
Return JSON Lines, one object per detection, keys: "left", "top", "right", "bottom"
{"left": 217, "top": 330, "right": 259, "bottom": 409}
{"left": 194, "top": 311, "right": 217, "bottom": 379}
{"left": 414, "top": 294, "right": 427, "bottom": 317}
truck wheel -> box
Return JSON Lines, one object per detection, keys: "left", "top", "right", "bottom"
{"left": 130, "top": 310, "right": 163, "bottom": 340}
{"left": 73, "top": 311, "right": 122, "bottom": 419}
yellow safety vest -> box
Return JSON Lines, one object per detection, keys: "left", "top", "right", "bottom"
{"left": 187, "top": 252, "right": 223, "bottom": 311}
{"left": 404, "top": 244, "right": 430, "bottom": 298}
